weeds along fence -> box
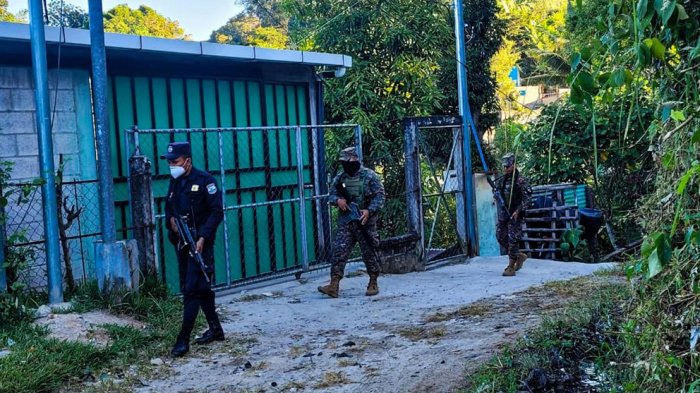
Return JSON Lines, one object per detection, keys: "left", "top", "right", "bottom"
{"left": 2, "top": 179, "right": 120, "bottom": 293}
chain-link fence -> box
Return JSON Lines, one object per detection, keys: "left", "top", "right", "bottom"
{"left": 3, "top": 179, "right": 103, "bottom": 292}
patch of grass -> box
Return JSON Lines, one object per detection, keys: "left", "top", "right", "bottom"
{"left": 338, "top": 360, "right": 357, "bottom": 367}
{"left": 0, "top": 278, "right": 198, "bottom": 393}
{"left": 363, "top": 366, "right": 381, "bottom": 378}
{"left": 396, "top": 325, "right": 447, "bottom": 341}
{"left": 237, "top": 291, "right": 283, "bottom": 302}
{"left": 289, "top": 344, "right": 311, "bottom": 357}
{"left": 462, "top": 282, "right": 631, "bottom": 393}
{"left": 199, "top": 334, "right": 258, "bottom": 358}
{"left": 237, "top": 294, "right": 266, "bottom": 302}
{"left": 247, "top": 361, "right": 268, "bottom": 371}
{"left": 281, "top": 381, "right": 306, "bottom": 391}
{"left": 593, "top": 264, "right": 625, "bottom": 277}
{"left": 346, "top": 270, "right": 366, "bottom": 278}
{"left": 426, "top": 303, "right": 493, "bottom": 322}
{"left": 313, "top": 371, "right": 352, "bottom": 389}
{"left": 0, "top": 323, "right": 112, "bottom": 393}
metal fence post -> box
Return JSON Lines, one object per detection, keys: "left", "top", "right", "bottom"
{"left": 128, "top": 153, "right": 156, "bottom": 279}
{"left": 0, "top": 208, "right": 6, "bottom": 293}
{"left": 454, "top": 0, "right": 477, "bottom": 256}
{"left": 354, "top": 125, "right": 363, "bottom": 162}
{"left": 296, "top": 126, "right": 310, "bottom": 271}
{"left": 404, "top": 120, "right": 424, "bottom": 263}
{"left": 28, "top": 0, "right": 63, "bottom": 303}
{"left": 453, "top": 126, "right": 468, "bottom": 246}
{"left": 217, "top": 132, "right": 232, "bottom": 286}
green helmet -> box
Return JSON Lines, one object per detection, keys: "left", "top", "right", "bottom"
{"left": 339, "top": 147, "right": 359, "bottom": 161}
{"left": 502, "top": 153, "right": 516, "bottom": 167}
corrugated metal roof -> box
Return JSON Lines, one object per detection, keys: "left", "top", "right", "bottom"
{"left": 0, "top": 21, "right": 352, "bottom": 68}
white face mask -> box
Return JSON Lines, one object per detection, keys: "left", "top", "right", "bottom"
{"left": 170, "top": 165, "right": 186, "bottom": 179}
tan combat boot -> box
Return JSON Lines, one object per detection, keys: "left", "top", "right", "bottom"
{"left": 502, "top": 259, "right": 517, "bottom": 277}
{"left": 318, "top": 275, "right": 341, "bottom": 298}
{"left": 366, "top": 274, "right": 379, "bottom": 296}
{"left": 515, "top": 252, "right": 527, "bottom": 271}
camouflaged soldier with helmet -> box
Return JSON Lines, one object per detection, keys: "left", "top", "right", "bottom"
{"left": 495, "top": 152, "right": 532, "bottom": 276}
{"left": 318, "top": 147, "right": 385, "bottom": 298}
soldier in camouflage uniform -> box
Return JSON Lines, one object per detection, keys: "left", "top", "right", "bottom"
{"left": 495, "top": 153, "right": 532, "bottom": 277}
{"left": 318, "top": 147, "right": 385, "bottom": 298}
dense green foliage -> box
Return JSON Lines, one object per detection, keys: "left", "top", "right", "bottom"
{"left": 209, "top": 13, "right": 288, "bottom": 48}
{"left": 492, "top": 0, "right": 700, "bottom": 390}
{"left": 103, "top": 5, "right": 187, "bottom": 39}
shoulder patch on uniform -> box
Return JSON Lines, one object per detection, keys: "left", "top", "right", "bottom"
{"left": 206, "top": 183, "right": 217, "bottom": 194}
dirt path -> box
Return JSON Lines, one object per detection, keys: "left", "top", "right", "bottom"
{"left": 137, "top": 257, "right": 617, "bottom": 393}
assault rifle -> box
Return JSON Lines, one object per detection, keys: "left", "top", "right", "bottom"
{"left": 172, "top": 214, "right": 211, "bottom": 282}
{"left": 335, "top": 181, "right": 380, "bottom": 249}
{"left": 487, "top": 174, "right": 513, "bottom": 223}
{"left": 335, "top": 182, "right": 363, "bottom": 224}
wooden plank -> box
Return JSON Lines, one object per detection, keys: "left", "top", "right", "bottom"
{"left": 525, "top": 217, "right": 577, "bottom": 222}
{"left": 523, "top": 228, "right": 568, "bottom": 232}
{"left": 526, "top": 206, "right": 579, "bottom": 214}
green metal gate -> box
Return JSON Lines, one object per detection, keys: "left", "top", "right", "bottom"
{"left": 108, "top": 75, "right": 320, "bottom": 290}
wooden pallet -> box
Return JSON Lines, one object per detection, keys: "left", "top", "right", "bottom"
{"left": 520, "top": 201, "right": 579, "bottom": 260}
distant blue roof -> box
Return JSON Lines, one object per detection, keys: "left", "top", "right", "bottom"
{"left": 508, "top": 67, "right": 520, "bottom": 87}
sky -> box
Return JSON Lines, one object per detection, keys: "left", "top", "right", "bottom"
{"left": 7, "top": 0, "right": 244, "bottom": 41}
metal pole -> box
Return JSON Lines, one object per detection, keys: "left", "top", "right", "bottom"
{"left": 295, "top": 126, "right": 310, "bottom": 272}
{"left": 454, "top": 0, "right": 477, "bottom": 255}
{"left": 88, "top": 0, "right": 117, "bottom": 244}
{"left": 28, "top": 0, "right": 63, "bottom": 303}
{"left": 315, "top": 82, "right": 332, "bottom": 263}
{"left": 218, "top": 132, "right": 232, "bottom": 286}
{"left": 404, "top": 120, "right": 424, "bottom": 263}
{"left": 0, "top": 209, "right": 6, "bottom": 292}
{"left": 354, "top": 125, "right": 363, "bottom": 162}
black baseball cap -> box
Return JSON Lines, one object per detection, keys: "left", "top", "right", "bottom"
{"left": 161, "top": 142, "right": 191, "bottom": 160}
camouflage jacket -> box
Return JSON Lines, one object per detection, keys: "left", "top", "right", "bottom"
{"left": 494, "top": 170, "right": 532, "bottom": 215}
{"left": 329, "top": 167, "right": 385, "bottom": 223}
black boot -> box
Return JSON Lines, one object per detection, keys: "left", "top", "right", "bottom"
{"left": 194, "top": 321, "right": 225, "bottom": 345}
{"left": 170, "top": 334, "right": 190, "bottom": 357}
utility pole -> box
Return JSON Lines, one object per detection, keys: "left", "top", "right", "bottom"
{"left": 28, "top": 0, "right": 63, "bottom": 303}
{"left": 88, "top": 0, "right": 130, "bottom": 292}
{"left": 453, "top": 0, "right": 477, "bottom": 255}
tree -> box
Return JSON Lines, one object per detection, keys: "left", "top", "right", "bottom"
{"left": 103, "top": 5, "right": 188, "bottom": 39}
{"left": 284, "top": 0, "right": 503, "bottom": 147}
{"left": 236, "top": 0, "right": 289, "bottom": 29}
{"left": 493, "top": 0, "right": 570, "bottom": 86}
{"left": 209, "top": 13, "right": 287, "bottom": 48}
{"left": 0, "top": 0, "right": 19, "bottom": 22}
{"left": 245, "top": 26, "right": 287, "bottom": 48}
{"left": 46, "top": 0, "right": 88, "bottom": 29}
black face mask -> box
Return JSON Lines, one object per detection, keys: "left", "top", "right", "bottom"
{"left": 341, "top": 161, "right": 361, "bottom": 176}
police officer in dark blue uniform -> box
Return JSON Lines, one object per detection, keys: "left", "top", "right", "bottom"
{"left": 162, "top": 142, "right": 225, "bottom": 357}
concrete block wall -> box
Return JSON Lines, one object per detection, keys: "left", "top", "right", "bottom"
{"left": 0, "top": 66, "right": 98, "bottom": 290}
{"left": 0, "top": 66, "right": 93, "bottom": 182}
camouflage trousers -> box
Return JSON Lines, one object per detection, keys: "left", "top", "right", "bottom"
{"left": 496, "top": 211, "right": 524, "bottom": 260}
{"left": 330, "top": 221, "right": 381, "bottom": 278}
